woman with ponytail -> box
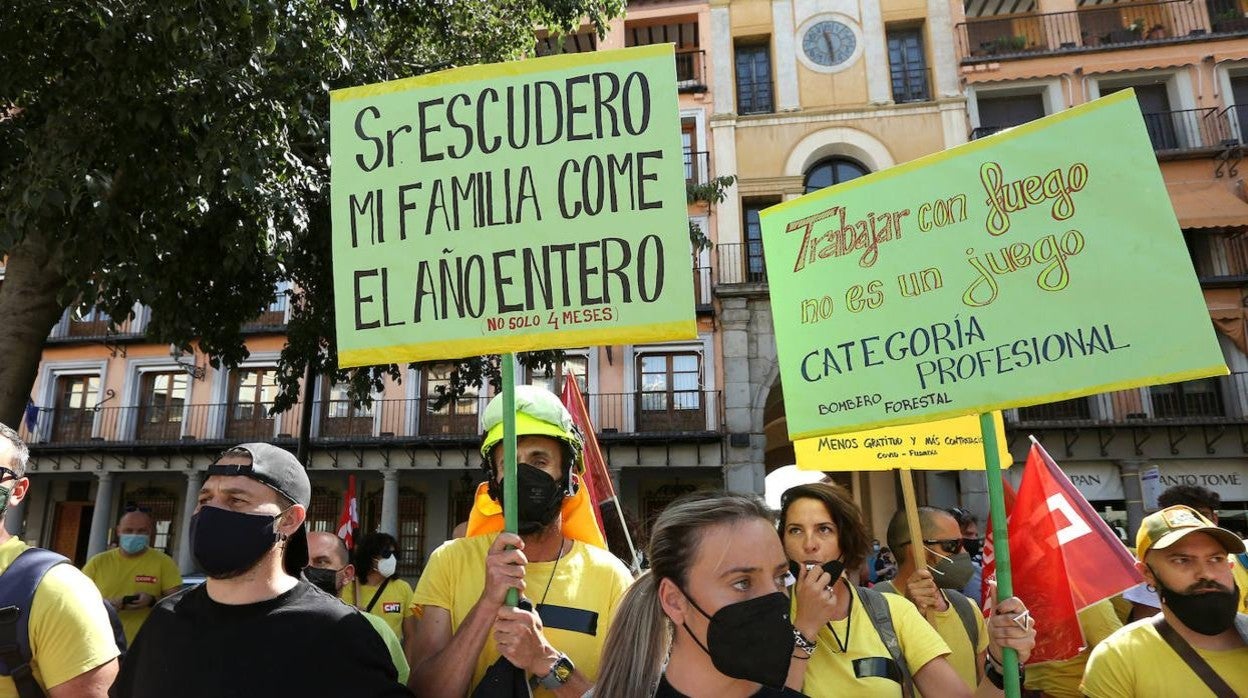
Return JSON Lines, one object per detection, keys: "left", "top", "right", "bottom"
{"left": 593, "top": 492, "right": 808, "bottom": 697}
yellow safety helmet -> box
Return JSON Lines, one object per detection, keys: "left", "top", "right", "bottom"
{"left": 480, "top": 385, "right": 583, "bottom": 472}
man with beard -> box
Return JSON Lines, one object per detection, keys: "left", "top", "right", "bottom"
{"left": 407, "top": 386, "right": 633, "bottom": 697}
{"left": 110, "top": 444, "right": 411, "bottom": 697}
{"left": 1082, "top": 505, "right": 1248, "bottom": 697}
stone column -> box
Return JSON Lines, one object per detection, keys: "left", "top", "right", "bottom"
{"left": 771, "top": 0, "right": 800, "bottom": 111}
{"left": 85, "top": 471, "right": 115, "bottom": 559}
{"left": 1118, "top": 460, "right": 1146, "bottom": 539}
{"left": 710, "top": 1, "right": 734, "bottom": 116}
{"left": 721, "top": 298, "right": 762, "bottom": 494}
{"left": 177, "top": 469, "right": 203, "bottom": 573}
{"left": 380, "top": 470, "right": 400, "bottom": 537}
{"left": 860, "top": 0, "right": 892, "bottom": 105}
{"left": 926, "top": 0, "right": 960, "bottom": 98}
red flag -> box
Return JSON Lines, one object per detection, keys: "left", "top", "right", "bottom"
{"left": 983, "top": 442, "right": 1143, "bottom": 663}
{"left": 561, "top": 378, "right": 636, "bottom": 562}
{"left": 336, "top": 475, "right": 359, "bottom": 550}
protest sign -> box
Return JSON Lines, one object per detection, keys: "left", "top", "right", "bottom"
{"left": 330, "top": 45, "right": 697, "bottom": 368}
{"left": 760, "top": 90, "right": 1227, "bottom": 440}
{"left": 794, "top": 412, "right": 1010, "bottom": 471}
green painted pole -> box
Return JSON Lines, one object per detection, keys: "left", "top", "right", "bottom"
{"left": 503, "top": 353, "right": 519, "bottom": 608}
{"left": 980, "top": 412, "right": 1020, "bottom": 697}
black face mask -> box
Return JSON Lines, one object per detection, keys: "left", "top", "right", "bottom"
{"left": 489, "top": 462, "right": 565, "bottom": 535}
{"left": 304, "top": 566, "right": 341, "bottom": 595}
{"left": 1151, "top": 567, "right": 1240, "bottom": 636}
{"left": 680, "top": 589, "right": 795, "bottom": 688}
{"left": 191, "top": 506, "right": 282, "bottom": 579}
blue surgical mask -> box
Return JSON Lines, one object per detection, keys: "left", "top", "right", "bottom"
{"left": 119, "top": 533, "right": 149, "bottom": 555}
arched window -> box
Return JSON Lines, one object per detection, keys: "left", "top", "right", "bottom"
{"left": 803, "top": 157, "right": 869, "bottom": 193}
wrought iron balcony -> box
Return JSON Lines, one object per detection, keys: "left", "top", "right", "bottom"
{"left": 957, "top": 0, "right": 1241, "bottom": 63}
{"left": 675, "top": 50, "right": 708, "bottom": 93}
{"left": 19, "top": 391, "right": 724, "bottom": 449}
{"left": 1008, "top": 372, "right": 1248, "bottom": 427}
{"left": 715, "top": 242, "right": 768, "bottom": 286}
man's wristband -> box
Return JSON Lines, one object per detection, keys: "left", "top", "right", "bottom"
{"left": 984, "top": 655, "right": 1022, "bottom": 691}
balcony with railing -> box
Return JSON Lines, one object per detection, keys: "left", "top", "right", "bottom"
{"left": 891, "top": 66, "right": 932, "bottom": 104}
{"left": 1008, "top": 372, "right": 1248, "bottom": 426}
{"left": 1140, "top": 107, "right": 1233, "bottom": 153}
{"left": 19, "top": 391, "right": 724, "bottom": 449}
{"left": 47, "top": 307, "right": 148, "bottom": 342}
{"left": 676, "top": 50, "right": 708, "bottom": 92}
{"left": 957, "top": 0, "right": 1246, "bottom": 63}
{"left": 685, "top": 150, "right": 711, "bottom": 186}
{"left": 715, "top": 242, "right": 768, "bottom": 287}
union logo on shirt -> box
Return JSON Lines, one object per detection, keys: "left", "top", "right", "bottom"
{"left": 382, "top": 602, "right": 401, "bottom": 614}
{"left": 135, "top": 575, "right": 157, "bottom": 584}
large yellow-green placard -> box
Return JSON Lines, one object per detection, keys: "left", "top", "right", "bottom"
{"left": 794, "top": 412, "right": 1011, "bottom": 471}
{"left": 762, "top": 91, "right": 1227, "bottom": 440}
{"left": 330, "top": 45, "right": 696, "bottom": 367}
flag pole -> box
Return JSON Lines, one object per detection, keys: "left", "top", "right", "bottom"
{"left": 898, "top": 468, "right": 928, "bottom": 617}
{"left": 980, "top": 412, "right": 1020, "bottom": 697}
{"left": 502, "top": 353, "right": 519, "bottom": 608}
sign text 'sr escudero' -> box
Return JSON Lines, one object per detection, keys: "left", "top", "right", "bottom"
{"left": 761, "top": 91, "right": 1227, "bottom": 439}
{"left": 330, "top": 45, "right": 697, "bottom": 368}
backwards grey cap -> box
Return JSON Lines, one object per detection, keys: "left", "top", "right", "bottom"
{"left": 207, "top": 443, "right": 311, "bottom": 574}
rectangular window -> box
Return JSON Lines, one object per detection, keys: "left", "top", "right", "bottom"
{"left": 420, "top": 365, "right": 478, "bottom": 435}
{"left": 136, "top": 371, "right": 188, "bottom": 442}
{"left": 887, "top": 28, "right": 930, "bottom": 103}
{"left": 637, "top": 352, "right": 704, "bottom": 432}
{"left": 51, "top": 375, "right": 100, "bottom": 443}
{"left": 116, "top": 490, "right": 178, "bottom": 553}
{"left": 1102, "top": 83, "right": 1177, "bottom": 150}
{"left": 1151, "top": 378, "right": 1225, "bottom": 418}
{"left": 527, "top": 354, "right": 589, "bottom": 395}
{"left": 743, "top": 202, "right": 773, "bottom": 283}
{"left": 974, "top": 93, "right": 1046, "bottom": 138}
{"left": 226, "top": 368, "right": 278, "bottom": 440}
{"left": 366, "top": 489, "right": 427, "bottom": 577}
{"left": 319, "top": 380, "right": 375, "bottom": 438}
{"left": 735, "top": 43, "right": 773, "bottom": 114}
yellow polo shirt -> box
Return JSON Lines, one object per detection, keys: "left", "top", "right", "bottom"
{"left": 82, "top": 546, "right": 182, "bottom": 645}
{"left": 1082, "top": 616, "right": 1248, "bottom": 697}
{"left": 0, "top": 537, "right": 119, "bottom": 696}
{"left": 342, "top": 578, "right": 416, "bottom": 641}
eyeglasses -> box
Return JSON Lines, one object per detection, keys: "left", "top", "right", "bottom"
{"left": 0, "top": 467, "right": 19, "bottom": 484}
{"left": 923, "top": 538, "right": 963, "bottom": 555}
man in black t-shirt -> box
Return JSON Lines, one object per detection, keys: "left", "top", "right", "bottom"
{"left": 110, "top": 444, "right": 411, "bottom": 697}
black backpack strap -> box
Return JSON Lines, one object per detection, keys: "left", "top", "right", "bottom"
{"left": 365, "top": 577, "right": 392, "bottom": 614}
{"left": 856, "top": 586, "right": 914, "bottom": 698}
{"left": 0, "top": 548, "right": 71, "bottom": 698}
{"left": 943, "top": 590, "right": 980, "bottom": 654}
{"left": 1151, "top": 615, "right": 1237, "bottom": 698}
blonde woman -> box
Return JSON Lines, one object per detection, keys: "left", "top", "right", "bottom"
{"left": 593, "top": 492, "right": 808, "bottom": 697}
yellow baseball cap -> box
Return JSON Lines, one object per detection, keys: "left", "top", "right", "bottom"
{"left": 1136, "top": 505, "right": 1245, "bottom": 561}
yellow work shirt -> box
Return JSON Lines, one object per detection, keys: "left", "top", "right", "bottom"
{"left": 411, "top": 534, "right": 633, "bottom": 697}
{"left": 876, "top": 582, "right": 988, "bottom": 691}
{"left": 797, "top": 587, "right": 951, "bottom": 697}
{"left": 1023, "top": 599, "right": 1122, "bottom": 698}
{"left": 81, "top": 546, "right": 182, "bottom": 645}
{"left": 1082, "top": 615, "right": 1248, "bottom": 698}
{"left": 0, "top": 537, "right": 119, "bottom": 697}
{"left": 341, "top": 578, "right": 415, "bottom": 642}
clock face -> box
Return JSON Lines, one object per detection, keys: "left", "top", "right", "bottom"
{"left": 802, "top": 20, "right": 857, "bottom": 68}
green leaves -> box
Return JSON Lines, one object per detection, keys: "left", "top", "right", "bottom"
{"left": 0, "top": 0, "right": 624, "bottom": 413}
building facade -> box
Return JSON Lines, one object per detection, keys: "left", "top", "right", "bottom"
{"left": 6, "top": 0, "right": 730, "bottom": 578}
{"left": 955, "top": 0, "right": 1248, "bottom": 538}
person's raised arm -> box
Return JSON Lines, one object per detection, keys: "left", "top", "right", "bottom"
{"left": 407, "top": 534, "right": 528, "bottom": 696}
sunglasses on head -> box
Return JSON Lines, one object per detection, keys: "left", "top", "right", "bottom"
{"left": 923, "top": 538, "right": 963, "bottom": 555}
